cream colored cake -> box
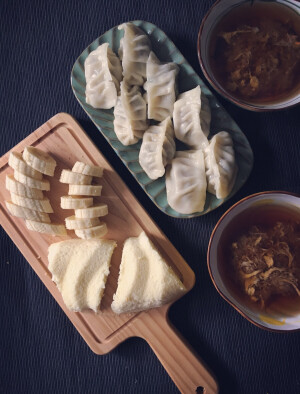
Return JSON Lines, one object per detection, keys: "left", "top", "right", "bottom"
{"left": 111, "top": 231, "right": 186, "bottom": 314}
{"left": 48, "top": 239, "right": 116, "bottom": 312}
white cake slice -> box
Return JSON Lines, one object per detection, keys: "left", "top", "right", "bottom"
{"left": 48, "top": 239, "right": 116, "bottom": 312}
{"left": 111, "top": 231, "right": 186, "bottom": 314}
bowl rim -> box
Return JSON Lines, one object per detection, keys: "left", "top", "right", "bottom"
{"left": 207, "top": 190, "right": 300, "bottom": 332}
{"left": 197, "top": 0, "right": 300, "bottom": 112}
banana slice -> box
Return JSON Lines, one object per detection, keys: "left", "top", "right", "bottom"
{"left": 25, "top": 220, "right": 67, "bottom": 235}
{"left": 60, "top": 196, "right": 93, "bottom": 210}
{"left": 75, "top": 223, "right": 107, "bottom": 239}
{"left": 60, "top": 170, "right": 92, "bottom": 185}
{"left": 6, "top": 174, "right": 44, "bottom": 200}
{"left": 74, "top": 203, "right": 108, "bottom": 219}
{"left": 14, "top": 170, "right": 50, "bottom": 191}
{"left": 68, "top": 184, "right": 102, "bottom": 196}
{"left": 23, "top": 146, "right": 56, "bottom": 176}
{"left": 10, "top": 192, "right": 53, "bottom": 213}
{"left": 9, "top": 151, "right": 43, "bottom": 180}
{"left": 72, "top": 161, "right": 103, "bottom": 177}
{"left": 5, "top": 201, "right": 51, "bottom": 223}
{"left": 65, "top": 215, "right": 100, "bottom": 230}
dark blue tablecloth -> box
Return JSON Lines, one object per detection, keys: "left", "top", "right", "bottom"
{"left": 1, "top": 1, "right": 300, "bottom": 393}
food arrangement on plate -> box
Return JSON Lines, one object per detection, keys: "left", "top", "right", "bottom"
{"left": 71, "top": 20, "right": 254, "bottom": 218}
{"left": 83, "top": 22, "right": 239, "bottom": 215}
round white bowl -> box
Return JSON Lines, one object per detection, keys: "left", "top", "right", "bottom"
{"left": 207, "top": 191, "right": 300, "bottom": 332}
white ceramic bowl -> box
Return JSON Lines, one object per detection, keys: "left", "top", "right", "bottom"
{"left": 207, "top": 191, "right": 300, "bottom": 332}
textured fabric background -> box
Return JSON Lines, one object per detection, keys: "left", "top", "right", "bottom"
{"left": 1, "top": 0, "right": 300, "bottom": 393}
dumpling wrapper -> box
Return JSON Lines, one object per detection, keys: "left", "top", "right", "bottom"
{"left": 139, "top": 116, "right": 175, "bottom": 180}
{"left": 173, "top": 85, "right": 211, "bottom": 149}
{"left": 85, "top": 43, "right": 122, "bottom": 109}
{"left": 204, "top": 131, "right": 238, "bottom": 199}
{"left": 113, "top": 81, "right": 148, "bottom": 146}
{"left": 166, "top": 150, "right": 207, "bottom": 214}
{"left": 113, "top": 96, "right": 145, "bottom": 146}
{"left": 143, "top": 51, "right": 179, "bottom": 122}
{"left": 120, "top": 80, "right": 148, "bottom": 126}
{"left": 118, "top": 23, "right": 151, "bottom": 86}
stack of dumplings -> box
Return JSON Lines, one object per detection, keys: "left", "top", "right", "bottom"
{"left": 84, "top": 22, "right": 238, "bottom": 215}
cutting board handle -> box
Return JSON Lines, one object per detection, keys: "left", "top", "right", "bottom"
{"left": 137, "top": 310, "right": 218, "bottom": 394}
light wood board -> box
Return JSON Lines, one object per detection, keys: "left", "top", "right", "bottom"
{"left": 0, "top": 113, "right": 218, "bottom": 394}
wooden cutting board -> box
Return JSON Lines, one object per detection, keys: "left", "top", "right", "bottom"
{"left": 0, "top": 113, "right": 218, "bottom": 394}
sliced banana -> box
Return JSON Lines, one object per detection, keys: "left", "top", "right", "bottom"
{"left": 14, "top": 170, "right": 50, "bottom": 191}
{"left": 72, "top": 161, "right": 103, "bottom": 177}
{"left": 6, "top": 174, "right": 44, "bottom": 200}
{"left": 10, "top": 192, "right": 53, "bottom": 213}
{"left": 68, "top": 184, "right": 102, "bottom": 196}
{"left": 75, "top": 203, "right": 108, "bottom": 219}
{"left": 65, "top": 215, "right": 100, "bottom": 230}
{"left": 9, "top": 151, "right": 43, "bottom": 180}
{"left": 25, "top": 220, "right": 67, "bottom": 236}
{"left": 75, "top": 223, "right": 107, "bottom": 239}
{"left": 5, "top": 201, "right": 51, "bottom": 223}
{"left": 23, "top": 146, "right": 56, "bottom": 176}
{"left": 60, "top": 196, "right": 93, "bottom": 210}
{"left": 60, "top": 170, "right": 92, "bottom": 185}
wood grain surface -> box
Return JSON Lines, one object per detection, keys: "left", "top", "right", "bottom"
{"left": 0, "top": 113, "right": 218, "bottom": 394}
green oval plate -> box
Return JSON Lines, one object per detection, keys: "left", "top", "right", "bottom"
{"left": 71, "top": 20, "right": 253, "bottom": 218}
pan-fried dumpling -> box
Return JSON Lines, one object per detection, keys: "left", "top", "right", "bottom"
{"left": 113, "top": 96, "right": 145, "bottom": 146}
{"left": 204, "top": 131, "right": 238, "bottom": 199}
{"left": 85, "top": 43, "right": 122, "bottom": 109}
{"left": 144, "top": 52, "right": 179, "bottom": 122}
{"left": 173, "top": 86, "right": 211, "bottom": 149}
{"left": 165, "top": 150, "right": 207, "bottom": 214}
{"left": 118, "top": 23, "right": 151, "bottom": 86}
{"left": 139, "top": 117, "right": 175, "bottom": 180}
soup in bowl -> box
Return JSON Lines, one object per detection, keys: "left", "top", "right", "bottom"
{"left": 207, "top": 191, "right": 300, "bottom": 331}
{"left": 198, "top": 0, "right": 300, "bottom": 111}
